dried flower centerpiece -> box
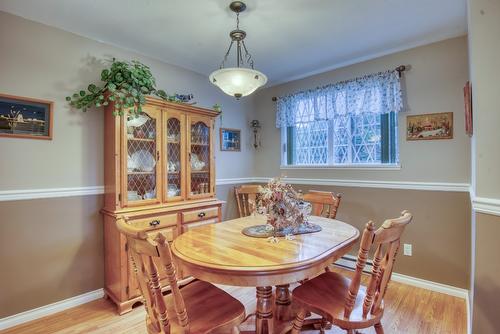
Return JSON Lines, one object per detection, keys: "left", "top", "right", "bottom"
{"left": 242, "top": 178, "right": 321, "bottom": 243}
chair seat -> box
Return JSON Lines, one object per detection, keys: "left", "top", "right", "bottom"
{"left": 292, "top": 271, "right": 383, "bottom": 329}
{"left": 166, "top": 280, "right": 246, "bottom": 333}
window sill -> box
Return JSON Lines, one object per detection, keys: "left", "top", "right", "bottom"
{"left": 279, "top": 164, "right": 401, "bottom": 171}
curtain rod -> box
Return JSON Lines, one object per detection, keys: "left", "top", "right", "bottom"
{"left": 271, "top": 65, "right": 408, "bottom": 101}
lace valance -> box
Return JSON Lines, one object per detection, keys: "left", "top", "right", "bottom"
{"left": 276, "top": 70, "right": 403, "bottom": 128}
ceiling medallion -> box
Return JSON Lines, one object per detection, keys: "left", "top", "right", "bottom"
{"left": 209, "top": 1, "right": 267, "bottom": 99}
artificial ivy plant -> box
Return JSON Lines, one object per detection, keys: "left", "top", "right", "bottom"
{"left": 66, "top": 58, "right": 187, "bottom": 116}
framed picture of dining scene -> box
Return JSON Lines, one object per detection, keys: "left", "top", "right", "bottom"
{"left": 406, "top": 112, "right": 453, "bottom": 141}
{"left": 0, "top": 93, "right": 53, "bottom": 140}
{"left": 220, "top": 128, "right": 241, "bottom": 151}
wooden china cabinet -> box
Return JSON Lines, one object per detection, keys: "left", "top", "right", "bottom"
{"left": 101, "top": 96, "right": 223, "bottom": 314}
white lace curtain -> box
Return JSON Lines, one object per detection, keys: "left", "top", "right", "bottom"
{"left": 276, "top": 70, "right": 403, "bottom": 128}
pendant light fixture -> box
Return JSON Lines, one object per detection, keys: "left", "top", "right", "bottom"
{"left": 209, "top": 1, "right": 267, "bottom": 99}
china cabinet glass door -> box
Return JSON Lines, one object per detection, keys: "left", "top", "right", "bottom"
{"left": 187, "top": 116, "right": 214, "bottom": 199}
{"left": 123, "top": 107, "right": 161, "bottom": 206}
{"left": 164, "top": 110, "right": 185, "bottom": 201}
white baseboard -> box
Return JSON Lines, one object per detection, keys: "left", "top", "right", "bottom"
{"left": 0, "top": 289, "right": 104, "bottom": 330}
{"left": 390, "top": 272, "right": 468, "bottom": 299}
{"left": 335, "top": 255, "right": 468, "bottom": 299}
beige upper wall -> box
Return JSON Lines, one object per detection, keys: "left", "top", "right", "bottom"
{"left": 253, "top": 36, "right": 470, "bottom": 183}
{"left": 468, "top": 0, "right": 500, "bottom": 199}
{"left": 0, "top": 11, "right": 256, "bottom": 191}
{"left": 467, "top": 0, "right": 500, "bottom": 332}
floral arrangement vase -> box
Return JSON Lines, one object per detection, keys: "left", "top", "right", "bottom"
{"left": 258, "top": 178, "right": 312, "bottom": 242}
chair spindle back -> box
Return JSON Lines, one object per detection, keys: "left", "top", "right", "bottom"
{"left": 117, "top": 217, "right": 189, "bottom": 333}
{"left": 302, "top": 190, "right": 342, "bottom": 219}
{"left": 234, "top": 185, "right": 263, "bottom": 217}
{"left": 343, "top": 211, "right": 413, "bottom": 319}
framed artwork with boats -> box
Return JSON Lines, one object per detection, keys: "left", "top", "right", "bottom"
{"left": 0, "top": 93, "right": 53, "bottom": 140}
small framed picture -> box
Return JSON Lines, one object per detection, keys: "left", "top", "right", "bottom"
{"left": 220, "top": 128, "right": 241, "bottom": 151}
{"left": 0, "top": 93, "right": 53, "bottom": 140}
{"left": 406, "top": 112, "right": 453, "bottom": 141}
{"left": 464, "top": 81, "right": 473, "bottom": 137}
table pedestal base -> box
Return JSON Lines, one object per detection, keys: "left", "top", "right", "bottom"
{"left": 275, "top": 284, "right": 293, "bottom": 321}
{"left": 255, "top": 286, "right": 274, "bottom": 333}
{"left": 240, "top": 285, "right": 329, "bottom": 334}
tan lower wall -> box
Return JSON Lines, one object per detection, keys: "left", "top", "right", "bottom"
{"left": 0, "top": 184, "right": 470, "bottom": 319}
{"left": 0, "top": 195, "right": 104, "bottom": 318}
{"left": 216, "top": 184, "right": 240, "bottom": 221}
{"left": 0, "top": 185, "right": 239, "bottom": 319}
{"left": 472, "top": 212, "right": 500, "bottom": 334}
{"left": 290, "top": 184, "right": 470, "bottom": 289}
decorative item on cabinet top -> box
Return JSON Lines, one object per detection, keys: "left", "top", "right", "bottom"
{"left": 66, "top": 57, "right": 194, "bottom": 116}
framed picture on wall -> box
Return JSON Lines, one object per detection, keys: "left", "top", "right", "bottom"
{"left": 0, "top": 93, "right": 53, "bottom": 140}
{"left": 406, "top": 112, "right": 453, "bottom": 141}
{"left": 220, "top": 128, "right": 241, "bottom": 151}
{"left": 464, "top": 81, "right": 473, "bottom": 137}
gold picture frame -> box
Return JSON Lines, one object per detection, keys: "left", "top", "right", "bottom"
{"left": 406, "top": 112, "right": 453, "bottom": 141}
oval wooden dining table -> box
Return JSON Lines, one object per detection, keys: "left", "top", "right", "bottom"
{"left": 172, "top": 214, "right": 359, "bottom": 334}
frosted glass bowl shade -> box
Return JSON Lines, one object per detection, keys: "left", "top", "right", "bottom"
{"left": 209, "top": 67, "right": 267, "bottom": 99}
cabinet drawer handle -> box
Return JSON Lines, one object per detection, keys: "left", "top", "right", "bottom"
{"left": 197, "top": 212, "right": 206, "bottom": 218}
{"left": 149, "top": 220, "right": 160, "bottom": 227}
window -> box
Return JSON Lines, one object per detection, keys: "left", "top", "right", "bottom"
{"left": 283, "top": 112, "right": 398, "bottom": 166}
{"left": 277, "top": 70, "right": 402, "bottom": 167}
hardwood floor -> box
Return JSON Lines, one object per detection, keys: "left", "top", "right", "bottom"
{"left": 0, "top": 268, "right": 466, "bottom": 334}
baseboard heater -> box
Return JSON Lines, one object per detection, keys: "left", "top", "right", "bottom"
{"left": 334, "top": 255, "right": 374, "bottom": 274}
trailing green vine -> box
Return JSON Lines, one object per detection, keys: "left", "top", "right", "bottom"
{"left": 66, "top": 58, "right": 191, "bottom": 116}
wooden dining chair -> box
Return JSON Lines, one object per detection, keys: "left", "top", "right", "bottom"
{"left": 116, "top": 218, "right": 246, "bottom": 334}
{"left": 290, "top": 211, "right": 413, "bottom": 334}
{"left": 302, "top": 190, "right": 342, "bottom": 219}
{"left": 234, "top": 184, "right": 263, "bottom": 217}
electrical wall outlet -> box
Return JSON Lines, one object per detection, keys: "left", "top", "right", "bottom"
{"left": 403, "top": 243, "right": 412, "bottom": 256}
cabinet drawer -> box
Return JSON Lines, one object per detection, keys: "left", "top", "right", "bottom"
{"left": 181, "top": 207, "right": 219, "bottom": 223}
{"left": 126, "top": 213, "right": 178, "bottom": 231}
{"left": 183, "top": 218, "right": 218, "bottom": 233}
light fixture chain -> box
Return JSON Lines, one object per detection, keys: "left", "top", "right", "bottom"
{"left": 237, "top": 41, "right": 244, "bottom": 67}
{"left": 241, "top": 40, "right": 255, "bottom": 69}
{"left": 220, "top": 40, "right": 234, "bottom": 69}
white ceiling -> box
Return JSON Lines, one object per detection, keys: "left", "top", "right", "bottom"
{"left": 0, "top": 0, "right": 467, "bottom": 85}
